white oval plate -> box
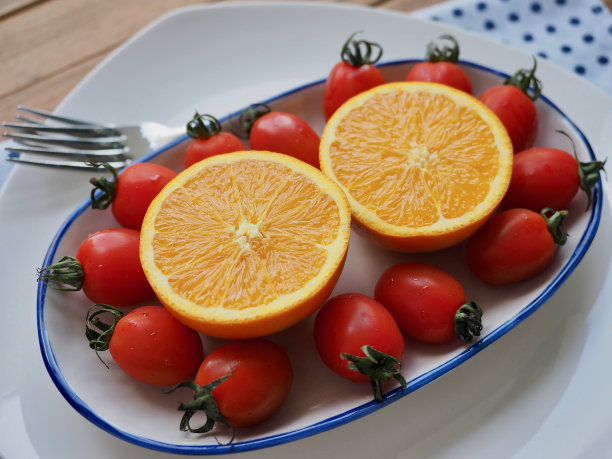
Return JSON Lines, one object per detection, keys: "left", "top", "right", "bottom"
{"left": 38, "top": 58, "right": 602, "bottom": 455}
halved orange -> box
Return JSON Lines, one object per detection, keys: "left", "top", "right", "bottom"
{"left": 320, "top": 81, "right": 513, "bottom": 252}
{"left": 140, "top": 151, "right": 351, "bottom": 339}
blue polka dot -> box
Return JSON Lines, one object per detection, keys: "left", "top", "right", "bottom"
{"left": 508, "top": 12, "right": 520, "bottom": 22}
{"left": 453, "top": 8, "right": 464, "bottom": 17}
{"left": 598, "top": 55, "right": 609, "bottom": 65}
{"left": 561, "top": 45, "right": 572, "bottom": 53}
{"left": 546, "top": 24, "right": 556, "bottom": 33}
{"left": 476, "top": 2, "right": 487, "bottom": 11}
{"left": 608, "top": 25, "right": 612, "bottom": 34}
{"left": 523, "top": 33, "right": 534, "bottom": 42}
{"left": 555, "top": 0, "right": 567, "bottom": 5}
{"left": 583, "top": 34, "right": 594, "bottom": 43}
{"left": 537, "top": 51, "right": 548, "bottom": 59}
{"left": 484, "top": 20, "right": 496, "bottom": 30}
{"left": 530, "top": 2, "right": 542, "bottom": 13}
{"left": 575, "top": 65, "right": 586, "bottom": 75}
{"left": 569, "top": 17, "right": 581, "bottom": 26}
{"left": 592, "top": 5, "right": 603, "bottom": 14}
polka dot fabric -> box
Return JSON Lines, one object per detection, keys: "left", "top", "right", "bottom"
{"left": 413, "top": 0, "right": 612, "bottom": 94}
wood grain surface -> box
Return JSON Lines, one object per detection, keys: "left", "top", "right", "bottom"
{"left": 0, "top": 0, "right": 610, "bottom": 124}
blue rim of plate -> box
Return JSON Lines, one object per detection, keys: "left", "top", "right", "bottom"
{"left": 37, "top": 59, "right": 603, "bottom": 455}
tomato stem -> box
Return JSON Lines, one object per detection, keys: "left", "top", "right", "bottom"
{"left": 85, "top": 303, "right": 125, "bottom": 368}
{"left": 340, "top": 31, "right": 383, "bottom": 66}
{"left": 88, "top": 161, "right": 118, "bottom": 210}
{"left": 555, "top": 130, "right": 606, "bottom": 211}
{"left": 504, "top": 57, "right": 542, "bottom": 101}
{"left": 232, "top": 103, "right": 271, "bottom": 138}
{"left": 578, "top": 158, "right": 606, "bottom": 210}
{"left": 341, "top": 345, "right": 406, "bottom": 402}
{"left": 541, "top": 208, "right": 569, "bottom": 245}
{"left": 166, "top": 374, "right": 235, "bottom": 445}
{"left": 425, "top": 35, "right": 460, "bottom": 63}
{"left": 186, "top": 112, "right": 223, "bottom": 139}
{"left": 454, "top": 302, "right": 483, "bottom": 342}
{"left": 37, "top": 255, "right": 84, "bottom": 291}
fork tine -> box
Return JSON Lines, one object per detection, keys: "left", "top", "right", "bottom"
{"left": 17, "top": 106, "right": 104, "bottom": 127}
{"left": 4, "top": 132, "right": 126, "bottom": 151}
{"left": 6, "top": 145, "right": 131, "bottom": 160}
{"left": 15, "top": 115, "right": 44, "bottom": 125}
{"left": 6, "top": 151, "right": 131, "bottom": 170}
{"left": 2, "top": 122, "right": 122, "bottom": 138}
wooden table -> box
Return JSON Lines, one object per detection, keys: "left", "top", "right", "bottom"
{"left": 2, "top": 0, "right": 611, "bottom": 126}
{"left": 0, "top": 0, "right": 453, "bottom": 126}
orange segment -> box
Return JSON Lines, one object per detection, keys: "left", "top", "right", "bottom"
{"left": 140, "top": 151, "right": 351, "bottom": 339}
{"left": 320, "top": 81, "right": 513, "bottom": 252}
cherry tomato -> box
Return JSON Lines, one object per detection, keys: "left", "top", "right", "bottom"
{"left": 374, "top": 262, "right": 482, "bottom": 344}
{"left": 501, "top": 134, "right": 606, "bottom": 211}
{"left": 323, "top": 32, "right": 386, "bottom": 120}
{"left": 90, "top": 162, "right": 177, "bottom": 229}
{"left": 239, "top": 104, "right": 320, "bottom": 168}
{"left": 86, "top": 304, "right": 204, "bottom": 386}
{"left": 313, "top": 293, "right": 406, "bottom": 401}
{"left": 501, "top": 146, "right": 580, "bottom": 211}
{"left": 479, "top": 59, "right": 542, "bottom": 153}
{"left": 466, "top": 208, "right": 569, "bottom": 285}
{"left": 77, "top": 228, "right": 153, "bottom": 306}
{"left": 170, "top": 339, "right": 293, "bottom": 443}
{"left": 184, "top": 112, "right": 244, "bottom": 168}
{"left": 405, "top": 35, "right": 472, "bottom": 94}
{"left": 38, "top": 228, "right": 154, "bottom": 307}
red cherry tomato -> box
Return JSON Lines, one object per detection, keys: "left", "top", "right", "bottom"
{"left": 323, "top": 32, "right": 386, "bottom": 120}
{"left": 89, "top": 162, "right": 177, "bottom": 229}
{"left": 313, "top": 293, "right": 405, "bottom": 401}
{"left": 184, "top": 112, "right": 244, "bottom": 168}
{"left": 479, "top": 85, "right": 537, "bottom": 153}
{"left": 196, "top": 339, "right": 292, "bottom": 428}
{"left": 185, "top": 132, "right": 244, "bottom": 168}
{"left": 465, "top": 208, "right": 569, "bottom": 285}
{"left": 240, "top": 104, "right": 320, "bottom": 168}
{"left": 172, "top": 338, "right": 292, "bottom": 441}
{"left": 39, "top": 228, "right": 154, "bottom": 307}
{"left": 76, "top": 228, "right": 154, "bottom": 306}
{"left": 374, "top": 262, "right": 482, "bottom": 344}
{"left": 501, "top": 146, "right": 580, "bottom": 211}
{"left": 87, "top": 304, "right": 204, "bottom": 386}
{"left": 479, "top": 60, "right": 542, "bottom": 153}
{"left": 405, "top": 35, "right": 472, "bottom": 94}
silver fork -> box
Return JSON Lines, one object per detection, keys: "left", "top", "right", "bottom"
{"left": 2, "top": 106, "right": 186, "bottom": 170}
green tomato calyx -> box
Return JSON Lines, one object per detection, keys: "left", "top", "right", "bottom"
{"left": 37, "top": 255, "right": 84, "bottom": 291}
{"left": 425, "top": 34, "right": 461, "bottom": 63}
{"left": 88, "top": 161, "right": 118, "bottom": 210}
{"left": 166, "top": 374, "right": 235, "bottom": 445}
{"left": 186, "top": 112, "right": 222, "bottom": 139}
{"left": 541, "top": 207, "right": 569, "bottom": 245}
{"left": 505, "top": 57, "right": 542, "bottom": 101}
{"left": 233, "top": 103, "right": 271, "bottom": 138}
{"left": 454, "top": 302, "right": 483, "bottom": 342}
{"left": 85, "top": 303, "right": 125, "bottom": 368}
{"left": 556, "top": 130, "right": 606, "bottom": 211}
{"left": 340, "top": 31, "right": 383, "bottom": 67}
{"left": 341, "top": 345, "right": 406, "bottom": 402}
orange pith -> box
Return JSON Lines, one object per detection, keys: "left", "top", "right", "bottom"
{"left": 140, "top": 151, "right": 351, "bottom": 339}
{"left": 319, "top": 81, "right": 513, "bottom": 252}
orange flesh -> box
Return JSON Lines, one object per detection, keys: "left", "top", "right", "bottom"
{"left": 150, "top": 159, "right": 341, "bottom": 310}
{"left": 328, "top": 89, "right": 502, "bottom": 227}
